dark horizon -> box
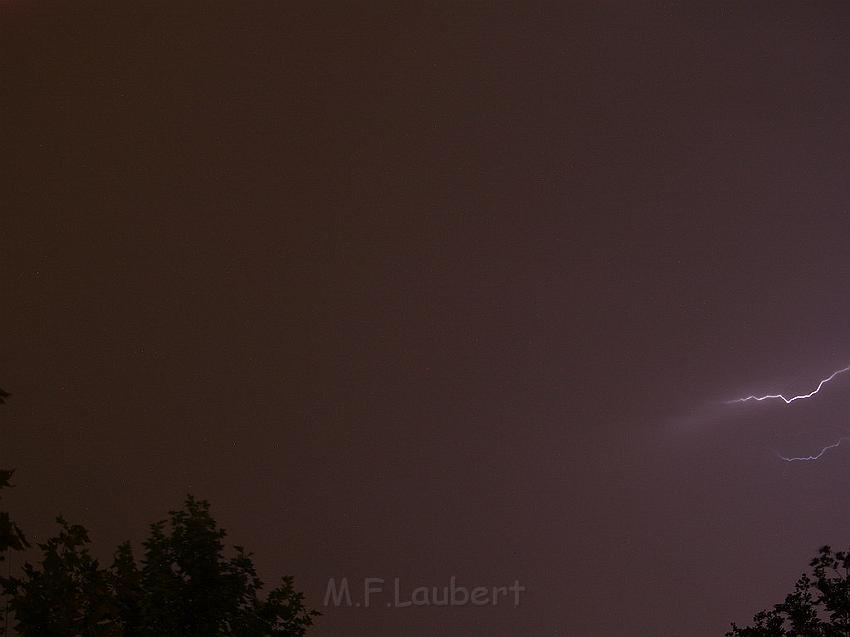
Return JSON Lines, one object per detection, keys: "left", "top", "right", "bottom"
{"left": 3, "top": 3, "right": 850, "bottom": 635}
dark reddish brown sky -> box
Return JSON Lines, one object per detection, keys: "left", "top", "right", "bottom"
{"left": 3, "top": 2, "right": 850, "bottom": 635}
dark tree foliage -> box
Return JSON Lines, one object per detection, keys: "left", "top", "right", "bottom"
{"left": 0, "top": 389, "right": 316, "bottom": 635}
{"left": 3, "top": 518, "right": 117, "bottom": 636}
{"left": 136, "top": 496, "right": 318, "bottom": 636}
{"left": 728, "top": 545, "right": 850, "bottom": 636}
{"left": 0, "top": 471, "right": 27, "bottom": 560}
{"left": 1, "top": 387, "right": 28, "bottom": 637}
{"left": 0, "top": 389, "right": 26, "bottom": 561}
{"left": 3, "top": 496, "right": 318, "bottom": 636}
{"left": 0, "top": 389, "right": 27, "bottom": 562}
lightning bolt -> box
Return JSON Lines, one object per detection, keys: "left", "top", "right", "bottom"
{"left": 727, "top": 364, "right": 850, "bottom": 405}
{"left": 775, "top": 437, "right": 849, "bottom": 462}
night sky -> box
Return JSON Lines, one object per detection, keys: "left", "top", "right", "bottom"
{"left": 3, "top": 3, "right": 850, "bottom": 635}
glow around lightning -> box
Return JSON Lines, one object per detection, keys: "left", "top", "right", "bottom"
{"left": 776, "top": 438, "right": 849, "bottom": 463}
{"left": 727, "top": 364, "right": 850, "bottom": 405}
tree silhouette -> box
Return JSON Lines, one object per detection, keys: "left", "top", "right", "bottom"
{"left": 0, "top": 470, "right": 27, "bottom": 560}
{"left": 728, "top": 545, "right": 850, "bottom": 636}
{"left": 4, "top": 495, "right": 318, "bottom": 636}
{"left": 0, "top": 388, "right": 27, "bottom": 637}
{"left": 3, "top": 517, "right": 116, "bottom": 636}
{"left": 0, "top": 388, "right": 26, "bottom": 560}
{"left": 137, "top": 495, "right": 317, "bottom": 636}
{"left": 0, "top": 388, "right": 316, "bottom": 635}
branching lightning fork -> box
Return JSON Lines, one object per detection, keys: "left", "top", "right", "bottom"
{"left": 776, "top": 438, "right": 850, "bottom": 463}
{"left": 727, "top": 364, "right": 850, "bottom": 405}
{"left": 723, "top": 363, "right": 850, "bottom": 464}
